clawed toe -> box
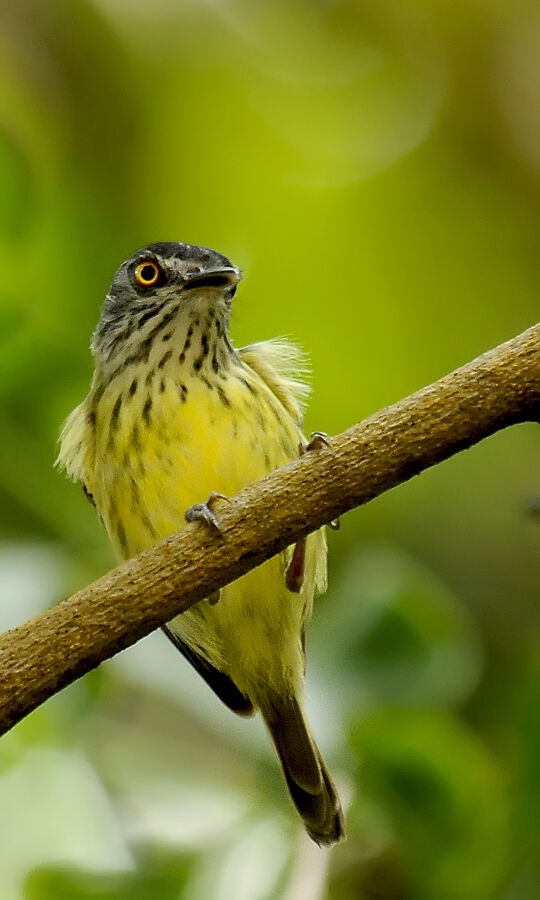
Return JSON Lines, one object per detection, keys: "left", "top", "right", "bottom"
{"left": 302, "top": 431, "right": 332, "bottom": 454}
{"left": 185, "top": 491, "right": 230, "bottom": 532}
{"left": 298, "top": 433, "right": 340, "bottom": 530}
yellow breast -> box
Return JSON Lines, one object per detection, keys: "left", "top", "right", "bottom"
{"left": 91, "top": 359, "right": 301, "bottom": 559}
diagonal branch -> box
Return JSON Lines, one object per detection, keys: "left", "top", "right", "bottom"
{"left": 0, "top": 323, "right": 538, "bottom": 737}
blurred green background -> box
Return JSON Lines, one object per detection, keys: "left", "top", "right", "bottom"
{"left": 0, "top": 0, "right": 538, "bottom": 897}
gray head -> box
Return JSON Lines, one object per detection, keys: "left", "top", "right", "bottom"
{"left": 93, "top": 242, "right": 241, "bottom": 362}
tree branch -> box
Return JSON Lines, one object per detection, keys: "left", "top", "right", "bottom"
{"left": 0, "top": 324, "right": 538, "bottom": 737}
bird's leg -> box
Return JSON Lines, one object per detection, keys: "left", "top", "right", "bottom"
{"left": 286, "top": 432, "right": 336, "bottom": 592}
{"left": 185, "top": 491, "right": 230, "bottom": 605}
{"left": 299, "top": 432, "right": 340, "bottom": 532}
{"left": 304, "top": 431, "right": 331, "bottom": 452}
{"left": 286, "top": 538, "right": 306, "bottom": 593}
{"left": 185, "top": 491, "right": 229, "bottom": 532}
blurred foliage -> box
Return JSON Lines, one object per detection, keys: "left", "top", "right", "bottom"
{"left": 0, "top": 0, "right": 538, "bottom": 898}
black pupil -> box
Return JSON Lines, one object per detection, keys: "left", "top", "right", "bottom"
{"left": 140, "top": 264, "right": 157, "bottom": 282}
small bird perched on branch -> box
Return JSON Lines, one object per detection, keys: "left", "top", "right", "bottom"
{"left": 57, "top": 241, "right": 344, "bottom": 846}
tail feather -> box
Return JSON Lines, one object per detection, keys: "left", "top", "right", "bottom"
{"left": 262, "top": 695, "right": 345, "bottom": 847}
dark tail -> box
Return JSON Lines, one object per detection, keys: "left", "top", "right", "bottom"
{"left": 262, "top": 695, "right": 345, "bottom": 847}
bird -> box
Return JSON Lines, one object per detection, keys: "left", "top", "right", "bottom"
{"left": 57, "top": 241, "right": 345, "bottom": 846}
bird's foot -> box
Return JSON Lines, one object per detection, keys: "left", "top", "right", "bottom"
{"left": 185, "top": 491, "right": 229, "bottom": 533}
{"left": 302, "top": 431, "right": 332, "bottom": 453}
{"left": 299, "top": 432, "right": 340, "bottom": 530}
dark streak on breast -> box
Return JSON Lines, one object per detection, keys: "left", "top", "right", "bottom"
{"left": 141, "top": 511, "right": 157, "bottom": 538}
{"left": 158, "top": 349, "right": 172, "bottom": 369}
{"left": 130, "top": 475, "right": 140, "bottom": 508}
{"left": 116, "top": 520, "right": 128, "bottom": 554}
{"left": 111, "top": 394, "right": 122, "bottom": 425}
{"left": 142, "top": 396, "right": 152, "bottom": 426}
{"left": 238, "top": 375, "right": 258, "bottom": 396}
{"left": 216, "top": 384, "right": 231, "bottom": 407}
{"left": 132, "top": 423, "right": 141, "bottom": 451}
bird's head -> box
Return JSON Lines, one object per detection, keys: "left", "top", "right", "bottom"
{"left": 93, "top": 242, "right": 241, "bottom": 362}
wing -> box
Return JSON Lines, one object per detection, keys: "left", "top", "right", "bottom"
{"left": 56, "top": 396, "right": 94, "bottom": 491}
{"left": 162, "top": 625, "right": 255, "bottom": 717}
{"left": 238, "top": 338, "right": 310, "bottom": 427}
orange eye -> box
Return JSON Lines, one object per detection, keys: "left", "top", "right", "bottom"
{"left": 135, "top": 260, "right": 161, "bottom": 287}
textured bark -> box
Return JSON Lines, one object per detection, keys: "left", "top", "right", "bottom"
{"left": 0, "top": 323, "right": 538, "bottom": 736}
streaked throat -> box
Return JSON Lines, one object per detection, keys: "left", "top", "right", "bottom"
{"left": 93, "top": 292, "right": 236, "bottom": 388}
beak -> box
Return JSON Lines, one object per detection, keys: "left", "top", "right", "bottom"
{"left": 182, "top": 266, "right": 241, "bottom": 291}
